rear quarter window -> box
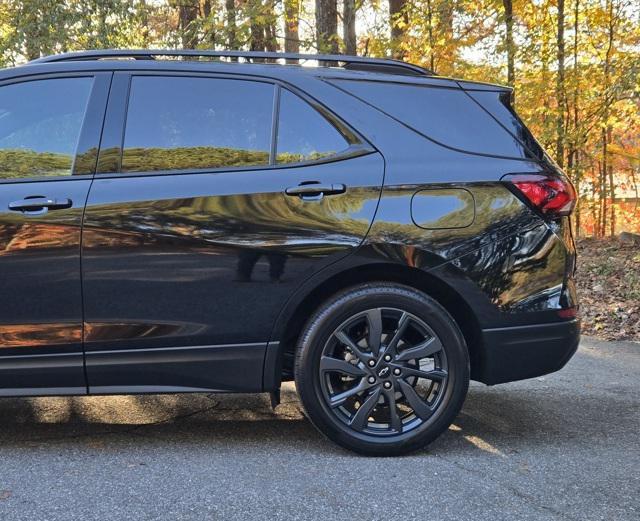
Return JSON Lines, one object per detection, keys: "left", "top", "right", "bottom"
{"left": 329, "top": 79, "right": 534, "bottom": 159}
{"left": 465, "top": 90, "right": 545, "bottom": 160}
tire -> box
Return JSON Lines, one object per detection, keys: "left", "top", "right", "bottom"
{"left": 294, "top": 282, "right": 469, "bottom": 456}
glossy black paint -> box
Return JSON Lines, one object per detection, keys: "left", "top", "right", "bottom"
{"left": 79, "top": 69, "right": 384, "bottom": 391}
{"left": 0, "top": 56, "right": 579, "bottom": 396}
{"left": 0, "top": 72, "right": 110, "bottom": 394}
{"left": 410, "top": 188, "right": 475, "bottom": 230}
{"left": 81, "top": 153, "right": 384, "bottom": 390}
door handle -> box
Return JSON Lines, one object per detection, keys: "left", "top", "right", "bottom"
{"left": 9, "top": 197, "right": 73, "bottom": 212}
{"left": 285, "top": 183, "right": 346, "bottom": 200}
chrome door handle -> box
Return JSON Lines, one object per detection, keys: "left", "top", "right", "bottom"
{"left": 9, "top": 197, "right": 72, "bottom": 212}
{"left": 285, "top": 183, "right": 346, "bottom": 200}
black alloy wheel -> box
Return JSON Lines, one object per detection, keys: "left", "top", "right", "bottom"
{"left": 295, "top": 283, "right": 469, "bottom": 456}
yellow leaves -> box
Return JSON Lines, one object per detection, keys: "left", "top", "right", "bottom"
{"left": 0, "top": 0, "right": 637, "bottom": 237}
{"left": 607, "top": 143, "right": 640, "bottom": 162}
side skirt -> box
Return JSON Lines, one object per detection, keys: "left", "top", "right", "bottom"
{"left": 0, "top": 387, "right": 87, "bottom": 398}
{"left": 0, "top": 352, "right": 86, "bottom": 396}
{"left": 86, "top": 342, "right": 267, "bottom": 394}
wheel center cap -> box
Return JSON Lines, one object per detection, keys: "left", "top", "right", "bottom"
{"left": 377, "top": 366, "right": 391, "bottom": 378}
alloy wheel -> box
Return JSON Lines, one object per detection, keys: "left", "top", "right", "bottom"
{"left": 318, "top": 307, "right": 449, "bottom": 436}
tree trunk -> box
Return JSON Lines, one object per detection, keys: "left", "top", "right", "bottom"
{"left": 389, "top": 0, "right": 408, "bottom": 59}
{"left": 202, "top": 0, "right": 216, "bottom": 48}
{"left": 603, "top": 0, "right": 615, "bottom": 236}
{"left": 599, "top": 153, "right": 606, "bottom": 237}
{"left": 178, "top": 1, "right": 200, "bottom": 49}
{"left": 264, "top": 2, "right": 278, "bottom": 52}
{"left": 264, "top": 24, "right": 277, "bottom": 52}
{"left": 607, "top": 126, "right": 615, "bottom": 236}
{"left": 540, "top": 20, "right": 552, "bottom": 150}
{"left": 139, "top": 0, "right": 150, "bottom": 46}
{"left": 249, "top": 1, "right": 277, "bottom": 53}
{"left": 503, "top": 0, "right": 515, "bottom": 87}
{"left": 574, "top": 166, "right": 581, "bottom": 236}
{"left": 570, "top": 0, "right": 580, "bottom": 235}
{"left": 591, "top": 176, "right": 599, "bottom": 237}
{"left": 316, "top": 0, "right": 339, "bottom": 53}
{"left": 556, "top": 0, "right": 566, "bottom": 168}
{"left": 437, "top": 1, "right": 453, "bottom": 71}
{"left": 22, "top": 8, "right": 43, "bottom": 60}
{"left": 343, "top": 0, "right": 357, "bottom": 55}
{"left": 249, "top": 1, "right": 265, "bottom": 51}
{"left": 226, "top": 0, "right": 237, "bottom": 49}
{"left": 250, "top": 22, "right": 265, "bottom": 51}
{"left": 427, "top": 0, "right": 435, "bottom": 71}
{"left": 284, "top": 0, "right": 300, "bottom": 55}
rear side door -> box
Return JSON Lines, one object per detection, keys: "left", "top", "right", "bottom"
{"left": 0, "top": 72, "right": 110, "bottom": 394}
{"left": 81, "top": 72, "right": 383, "bottom": 393}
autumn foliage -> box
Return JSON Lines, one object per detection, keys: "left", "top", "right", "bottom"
{"left": 0, "top": 0, "right": 638, "bottom": 236}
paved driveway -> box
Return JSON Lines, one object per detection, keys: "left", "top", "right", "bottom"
{"left": 0, "top": 337, "right": 637, "bottom": 520}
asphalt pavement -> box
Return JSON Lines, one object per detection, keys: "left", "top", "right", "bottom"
{"left": 0, "top": 336, "right": 637, "bottom": 520}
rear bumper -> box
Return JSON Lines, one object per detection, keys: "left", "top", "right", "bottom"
{"left": 475, "top": 319, "right": 580, "bottom": 385}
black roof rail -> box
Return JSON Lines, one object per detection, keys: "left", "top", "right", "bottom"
{"left": 28, "top": 49, "right": 434, "bottom": 76}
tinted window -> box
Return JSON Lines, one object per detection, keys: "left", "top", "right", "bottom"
{"left": 122, "top": 76, "right": 274, "bottom": 173}
{"left": 330, "top": 79, "right": 532, "bottom": 159}
{"left": 466, "top": 90, "right": 545, "bottom": 159}
{"left": 276, "top": 89, "right": 349, "bottom": 164}
{"left": 0, "top": 77, "right": 93, "bottom": 180}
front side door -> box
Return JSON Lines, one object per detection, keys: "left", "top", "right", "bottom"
{"left": 81, "top": 72, "right": 384, "bottom": 393}
{"left": 0, "top": 72, "right": 109, "bottom": 394}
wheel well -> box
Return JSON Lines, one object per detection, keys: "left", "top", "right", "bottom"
{"left": 279, "top": 263, "right": 483, "bottom": 381}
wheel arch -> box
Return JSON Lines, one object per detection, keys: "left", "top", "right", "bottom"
{"left": 263, "top": 261, "right": 484, "bottom": 390}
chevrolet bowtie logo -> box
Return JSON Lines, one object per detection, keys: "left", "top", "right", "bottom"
{"left": 377, "top": 366, "right": 390, "bottom": 378}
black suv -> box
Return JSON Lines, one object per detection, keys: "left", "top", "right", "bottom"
{"left": 0, "top": 50, "right": 579, "bottom": 455}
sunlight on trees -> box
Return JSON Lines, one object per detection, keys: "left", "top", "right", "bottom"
{"left": 0, "top": 0, "right": 638, "bottom": 236}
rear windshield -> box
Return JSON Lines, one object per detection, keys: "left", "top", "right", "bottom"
{"left": 329, "top": 79, "right": 538, "bottom": 160}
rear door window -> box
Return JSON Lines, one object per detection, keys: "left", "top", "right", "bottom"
{"left": 276, "top": 89, "right": 351, "bottom": 164}
{"left": 121, "top": 76, "right": 274, "bottom": 173}
{"left": 0, "top": 77, "right": 93, "bottom": 180}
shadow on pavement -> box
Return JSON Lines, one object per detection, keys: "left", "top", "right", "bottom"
{"left": 0, "top": 377, "right": 632, "bottom": 458}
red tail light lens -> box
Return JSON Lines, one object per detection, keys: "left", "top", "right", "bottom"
{"left": 557, "top": 307, "right": 578, "bottom": 319}
{"left": 506, "top": 174, "right": 577, "bottom": 218}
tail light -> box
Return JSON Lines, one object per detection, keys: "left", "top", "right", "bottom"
{"left": 557, "top": 307, "right": 578, "bottom": 319}
{"left": 504, "top": 173, "right": 577, "bottom": 218}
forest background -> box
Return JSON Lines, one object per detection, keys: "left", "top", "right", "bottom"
{"left": 2, "top": 0, "right": 638, "bottom": 237}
